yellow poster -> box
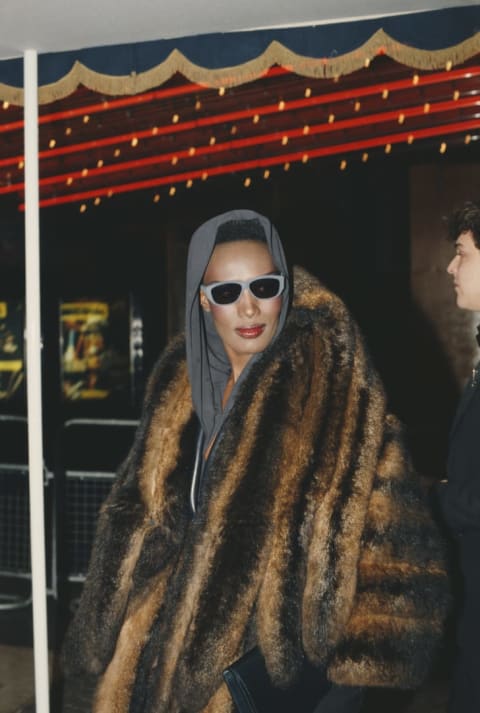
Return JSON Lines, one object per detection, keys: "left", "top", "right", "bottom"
{"left": 60, "top": 298, "right": 130, "bottom": 401}
{"left": 0, "top": 300, "right": 24, "bottom": 401}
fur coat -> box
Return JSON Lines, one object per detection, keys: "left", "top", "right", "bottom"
{"left": 63, "top": 267, "right": 449, "bottom": 713}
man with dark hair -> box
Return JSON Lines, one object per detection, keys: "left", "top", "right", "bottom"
{"left": 439, "top": 199, "right": 480, "bottom": 712}
{"left": 448, "top": 200, "right": 480, "bottom": 251}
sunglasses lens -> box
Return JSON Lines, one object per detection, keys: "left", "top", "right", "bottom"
{"left": 250, "top": 277, "right": 282, "bottom": 299}
{"left": 206, "top": 275, "right": 283, "bottom": 305}
{"left": 210, "top": 282, "right": 243, "bottom": 305}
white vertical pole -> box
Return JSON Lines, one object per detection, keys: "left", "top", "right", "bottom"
{"left": 24, "top": 48, "right": 50, "bottom": 713}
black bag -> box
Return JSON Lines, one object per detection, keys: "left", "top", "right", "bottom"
{"left": 222, "top": 646, "right": 330, "bottom": 713}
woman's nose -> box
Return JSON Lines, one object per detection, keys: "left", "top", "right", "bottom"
{"left": 238, "top": 288, "right": 259, "bottom": 315}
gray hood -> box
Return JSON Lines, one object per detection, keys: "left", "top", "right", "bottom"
{"left": 185, "top": 209, "right": 290, "bottom": 446}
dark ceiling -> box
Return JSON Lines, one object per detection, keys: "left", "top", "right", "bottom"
{"left": 0, "top": 54, "right": 479, "bottom": 212}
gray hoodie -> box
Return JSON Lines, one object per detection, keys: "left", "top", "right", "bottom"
{"left": 185, "top": 209, "right": 290, "bottom": 454}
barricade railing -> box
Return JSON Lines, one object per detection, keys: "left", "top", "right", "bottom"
{"left": 55, "top": 418, "right": 139, "bottom": 582}
{"left": 0, "top": 414, "right": 55, "bottom": 610}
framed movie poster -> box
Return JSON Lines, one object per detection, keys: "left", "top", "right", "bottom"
{"left": 60, "top": 298, "right": 132, "bottom": 402}
{"left": 0, "top": 300, "right": 25, "bottom": 402}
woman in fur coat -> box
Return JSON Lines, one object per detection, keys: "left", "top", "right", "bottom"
{"left": 64, "top": 209, "right": 448, "bottom": 713}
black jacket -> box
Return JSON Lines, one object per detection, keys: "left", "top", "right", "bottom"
{"left": 438, "top": 364, "right": 480, "bottom": 536}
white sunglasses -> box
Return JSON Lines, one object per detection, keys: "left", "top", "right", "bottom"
{"left": 201, "top": 274, "right": 285, "bottom": 305}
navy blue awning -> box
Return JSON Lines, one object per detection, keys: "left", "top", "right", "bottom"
{"left": 0, "top": 5, "right": 479, "bottom": 104}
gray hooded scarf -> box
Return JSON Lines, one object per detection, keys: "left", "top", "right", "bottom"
{"left": 185, "top": 209, "right": 290, "bottom": 450}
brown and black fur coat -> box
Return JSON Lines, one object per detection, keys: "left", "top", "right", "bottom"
{"left": 63, "top": 267, "right": 449, "bottom": 712}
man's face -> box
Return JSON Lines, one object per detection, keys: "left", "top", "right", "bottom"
{"left": 447, "top": 230, "right": 480, "bottom": 311}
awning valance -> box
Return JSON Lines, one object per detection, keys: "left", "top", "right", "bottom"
{"left": 0, "top": 5, "right": 479, "bottom": 105}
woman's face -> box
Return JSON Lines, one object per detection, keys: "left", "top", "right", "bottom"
{"left": 200, "top": 240, "right": 283, "bottom": 379}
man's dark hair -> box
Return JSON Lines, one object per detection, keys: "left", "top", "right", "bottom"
{"left": 215, "top": 218, "right": 267, "bottom": 245}
{"left": 448, "top": 200, "right": 480, "bottom": 248}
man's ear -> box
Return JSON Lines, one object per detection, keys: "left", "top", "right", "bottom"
{"left": 199, "top": 290, "right": 211, "bottom": 312}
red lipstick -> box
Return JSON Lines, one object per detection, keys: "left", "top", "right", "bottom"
{"left": 236, "top": 325, "right": 265, "bottom": 339}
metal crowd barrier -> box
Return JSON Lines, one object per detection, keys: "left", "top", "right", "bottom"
{"left": 56, "top": 418, "right": 139, "bottom": 582}
{"left": 0, "top": 414, "right": 55, "bottom": 610}
{"left": 0, "top": 415, "right": 139, "bottom": 608}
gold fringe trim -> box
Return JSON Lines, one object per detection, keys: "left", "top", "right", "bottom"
{"left": 0, "top": 82, "right": 24, "bottom": 106}
{"left": 2, "top": 29, "right": 479, "bottom": 106}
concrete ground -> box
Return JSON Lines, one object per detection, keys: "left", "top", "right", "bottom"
{"left": 1, "top": 647, "right": 452, "bottom": 713}
{"left": 0, "top": 644, "right": 36, "bottom": 713}
{"left": 0, "top": 591, "right": 453, "bottom": 713}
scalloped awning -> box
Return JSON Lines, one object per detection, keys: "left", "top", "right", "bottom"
{"left": 0, "top": 5, "right": 479, "bottom": 105}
